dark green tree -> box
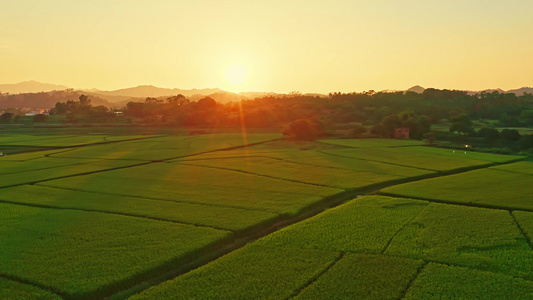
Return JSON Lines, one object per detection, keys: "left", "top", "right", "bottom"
{"left": 449, "top": 114, "right": 474, "bottom": 135}
{"left": 0, "top": 112, "right": 13, "bottom": 122}
{"left": 478, "top": 127, "right": 500, "bottom": 140}
{"left": 282, "top": 119, "right": 323, "bottom": 140}
{"left": 500, "top": 129, "right": 521, "bottom": 141}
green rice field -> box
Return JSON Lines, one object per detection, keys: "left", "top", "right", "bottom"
{"left": 1, "top": 130, "right": 530, "bottom": 299}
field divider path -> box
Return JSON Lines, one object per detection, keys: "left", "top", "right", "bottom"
{"left": 286, "top": 252, "right": 344, "bottom": 300}
{"left": 379, "top": 192, "right": 533, "bottom": 214}
{"left": 381, "top": 203, "right": 430, "bottom": 254}
{"left": 330, "top": 248, "right": 533, "bottom": 283}
{"left": 398, "top": 261, "right": 429, "bottom": 300}
{"left": 510, "top": 212, "right": 533, "bottom": 251}
{"left": 316, "top": 150, "right": 447, "bottom": 172}
{"left": 0, "top": 137, "right": 284, "bottom": 190}
{"left": 0, "top": 272, "right": 67, "bottom": 299}
{"left": 315, "top": 140, "right": 425, "bottom": 149}
{"left": 0, "top": 161, "right": 153, "bottom": 190}
{"left": 179, "top": 154, "right": 410, "bottom": 176}
{"left": 3, "top": 135, "right": 168, "bottom": 153}
{"left": 0, "top": 159, "right": 110, "bottom": 176}
{"left": 34, "top": 184, "right": 280, "bottom": 214}
{"left": 0, "top": 197, "right": 233, "bottom": 232}
{"left": 176, "top": 162, "right": 340, "bottom": 189}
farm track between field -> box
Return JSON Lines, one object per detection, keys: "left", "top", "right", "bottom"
{"left": 0, "top": 272, "right": 65, "bottom": 299}
{"left": 380, "top": 203, "right": 430, "bottom": 254}
{"left": 510, "top": 212, "right": 533, "bottom": 251}
{"left": 316, "top": 150, "right": 445, "bottom": 172}
{"left": 254, "top": 242, "right": 533, "bottom": 299}
{"left": 33, "top": 184, "right": 282, "bottom": 214}
{"left": 379, "top": 192, "right": 533, "bottom": 214}
{"left": 0, "top": 196, "right": 232, "bottom": 232}
{"left": 1, "top": 136, "right": 529, "bottom": 299}
{"left": 397, "top": 261, "right": 430, "bottom": 299}
{"left": 1, "top": 135, "right": 167, "bottom": 151}
{"left": 286, "top": 252, "right": 345, "bottom": 300}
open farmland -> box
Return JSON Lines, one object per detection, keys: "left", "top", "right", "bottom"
{"left": 0, "top": 130, "right": 530, "bottom": 299}
{"left": 136, "top": 196, "right": 533, "bottom": 299}
{"left": 381, "top": 165, "right": 533, "bottom": 211}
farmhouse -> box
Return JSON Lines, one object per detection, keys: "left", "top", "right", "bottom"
{"left": 394, "top": 127, "right": 410, "bottom": 139}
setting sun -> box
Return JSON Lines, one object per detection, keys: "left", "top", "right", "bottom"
{"left": 226, "top": 64, "right": 247, "bottom": 87}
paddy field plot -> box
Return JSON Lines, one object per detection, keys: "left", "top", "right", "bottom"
{"left": 175, "top": 149, "right": 435, "bottom": 189}
{"left": 136, "top": 195, "right": 533, "bottom": 298}
{"left": 1, "top": 134, "right": 530, "bottom": 299}
{"left": 0, "top": 203, "right": 231, "bottom": 299}
{"left": 294, "top": 254, "right": 423, "bottom": 300}
{"left": 381, "top": 166, "right": 533, "bottom": 211}
{"left": 48, "top": 133, "right": 281, "bottom": 161}
{"left": 0, "top": 133, "right": 154, "bottom": 147}
{"left": 131, "top": 244, "right": 341, "bottom": 300}
{"left": 491, "top": 160, "right": 533, "bottom": 176}
{"left": 320, "top": 146, "right": 522, "bottom": 172}
{"left": 0, "top": 185, "right": 279, "bottom": 232}
{"left": 40, "top": 163, "right": 342, "bottom": 215}
{"left": 0, "top": 277, "right": 61, "bottom": 300}
{"left": 404, "top": 263, "right": 533, "bottom": 299}
{"left": 319, "top": 138, "right": 425, "bottom": 148}
{"left": 0, "top": 158, "right": 141, "bottom": 188}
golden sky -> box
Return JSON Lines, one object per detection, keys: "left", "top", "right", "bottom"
{"left": 1, "top": 0, "right": 532, "bottom": 93}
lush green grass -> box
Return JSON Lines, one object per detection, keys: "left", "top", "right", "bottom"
{"left": 41, "top": 163, "right": 342, "bottom": 215}
{"left": 131, "top": 244, "right": 340, "bottom": 300}
{"left": 295, "top": 254, "right": 423, "bottom": 300}
{"left": 321, "top": 147, "right": 498, "bottom": 171}
{"left": 0, "top": 159, "right": 141, "bottom": 187}
{"left": 0, "top": 278, "right": 61, "bottom": 300}
{"left": 50, "top": 133, "right": 281, "bottom": 161}
{"left": 405, "top": 263, "right": 533, "bottom": 299}
{"left": 0, "top": 203, "right": 231, "bottom": 299}
{"left": 491, "top": 161, "right": 533, "bottom": 176}
{"left": 382, "top": 168, "right": 533, "bottom": 210}
{"left": 256, "top": 196, "right": 428, "bottom": 253}
{"left": 385, "top": 203, "right": 533, "bottom": 279}
{"left": 0, "top": 185, "right": 279, "bottom": 232}
{"left": 319, "top": 138, "right": 425, "bottom": 148}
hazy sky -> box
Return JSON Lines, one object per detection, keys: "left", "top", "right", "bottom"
{"left": 1, "top": 0, "right": 532, "bottom": 93}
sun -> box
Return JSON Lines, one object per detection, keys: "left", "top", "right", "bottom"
{"left": 226, "top": 64, "right": 247, "bottom": 86}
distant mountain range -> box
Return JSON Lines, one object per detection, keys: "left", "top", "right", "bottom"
{"left": 1, "top": 81, "right": 531, "bottom": 109}
{"left": 84, "top": 85, "right": 223, "bottom": 98}
{"left": 407, "top": 85, "right": 533, "bottom": 96}
{"left": 0, "top": 81, "right": 69, "bottom": 94}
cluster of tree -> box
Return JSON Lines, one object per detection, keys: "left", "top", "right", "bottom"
{"left": 0, "top": 112, "right": 47, "bottom": 123}
{"left": 50, "top": 95, "right": 116, "bottom": 122}
{"left": 0, "top": 89, "right": 111, "bottom": 109}
{"left": 117, "top": 89, "right": 533, "bottom": 140}
{"left": 369, "top": 112, "right": 431, "bottom": 139}
{"left": 477, "top": 127, "right": 533, "bottom": 149}
{"left": 282, "top": 119, "right": 324, "bottom": 140}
